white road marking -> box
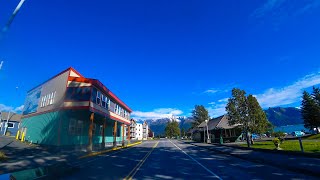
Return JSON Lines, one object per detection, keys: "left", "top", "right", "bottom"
{"left": 169, "top": 140, "right": 223, "bottom": 180}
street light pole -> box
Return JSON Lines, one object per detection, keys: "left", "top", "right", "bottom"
{"left": 205, "top": 119, "right": 210, "bottom": 143}
{"left": 203, "top": 127, "right": 205, "bottom": 143}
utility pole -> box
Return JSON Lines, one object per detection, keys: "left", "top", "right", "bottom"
{"left": 2, "top": 0, "right": 27, "bottom": 34}
{"left": 4, "top": 112, "right": 11, "bottom": 135}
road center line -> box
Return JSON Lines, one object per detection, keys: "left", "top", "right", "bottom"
{"left": 169, "top": 140, "right": 223, "bottom": 180}
{"left": 124, "top": 141, "right": 159, "bottom": 180}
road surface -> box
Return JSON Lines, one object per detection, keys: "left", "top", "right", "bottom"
{"left": 63, "top": 139, "right": 317, "bottom": 180}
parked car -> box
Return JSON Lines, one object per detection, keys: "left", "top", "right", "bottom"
{"left": 251, "top": 133, "right": 261, "bottom": 140}
{"left": 291, "top": 131, "right": 305, "bottom": 137}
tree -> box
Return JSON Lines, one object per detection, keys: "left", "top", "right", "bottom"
{"left": 181, "top": 128, "right": 186, "bottom": 137}
{"left": 247, "top": 95, "right": 269, "bottom": 135}
{"left": 191, "top": 105, "right": 210, "bottom": 128}
{"left": 165, "top": 120, "right": 180, "bottom": 138}
{"left": 301, "top": 89, "right": 320, "bottom": 134}
{"left": 226, "top": 88, "right": 270, "bottom": 147}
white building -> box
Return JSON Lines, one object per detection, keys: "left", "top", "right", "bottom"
{"left": 130, "top": 119, "right": 149, "bottom": 140}
{"left": 136, "top": 123, "right": 143, "bottom": 140}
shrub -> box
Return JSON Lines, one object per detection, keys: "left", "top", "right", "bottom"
{"left": 272, "top": 137, "right": 284, "bottom": 150}
{"left": 272, "top": 131, "right": 286, "bottom": 138}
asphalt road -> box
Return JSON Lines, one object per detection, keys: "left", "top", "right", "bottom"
{"left": 63, "top": 140, "right": 317, "bottom": 180}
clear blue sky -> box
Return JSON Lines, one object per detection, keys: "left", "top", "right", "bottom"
{"left": 1, "top": 0, "right": 320, "bottom": 119}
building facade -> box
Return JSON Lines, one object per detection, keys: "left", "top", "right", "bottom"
{"left": 20, "top": 67, "right": 132, "bottom": 149}
{"left": 0, "top": 112, "right": 22, "bottom": 136}
{"left": 135, "top": 123, "right": 143, "bottom": 140}
{"left": 142, "top": 121, "right": 149, "bottom": 140}
{"left": 129, "top": 119, "right": 137, "bottom": 140}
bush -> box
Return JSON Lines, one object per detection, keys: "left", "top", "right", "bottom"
{"left": 272, "top": 137, "right": 285, "bottom": 150}
{"left": 272, "top": 131, "right": 285, "bottom": 138}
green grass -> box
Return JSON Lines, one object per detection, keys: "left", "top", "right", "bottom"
{"left": 240, "top": 140, "right": 320, "bottom": 153}
{"left": 304, "top": 134, "right": 320, "bottom": 140}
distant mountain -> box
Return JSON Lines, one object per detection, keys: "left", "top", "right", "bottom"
{"left": 143, "top": 107, "right": 302, "bottom": 135}
{"left": 145, "top": 117, "right": 193, "bottom": 136}
{"left": 265, "top": 107, "right": 303, "bottom": 127}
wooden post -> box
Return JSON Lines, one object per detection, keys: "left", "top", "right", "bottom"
{"left": 87, "top": 113, "right": 94, "bottom": 152}
{"left": 122, "top": 124, "right": 125, "bottom": 147}
{"left": 113, "top": 121, "right": 118, "bottom": 148}
{"left": 298, "top": 137, "right": 304, "bottom": 153}
{"left": 229, "top": 129, "right": 232, "bottom": 137}
{"left": 102, "top": 117, "right": 106, "bottom": 149}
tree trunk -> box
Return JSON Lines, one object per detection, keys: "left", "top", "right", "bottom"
{"left": 316, "top": 127, "right": 319, "bottom": 134}
{"left": 246, "top": 132, "right": 251, "bottom": 148}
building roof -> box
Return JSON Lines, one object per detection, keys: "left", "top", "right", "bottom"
{"left": 196, "top": 115, "right": 239, "bottom": 131}
{"left": 27, "top": 67, "right": 132, "bottom": 113}
{"left": 197, "top": 121, "right": 207, "bottom": 128}
{"left": 0, "top": 112, "right": 22, "bottom": 122}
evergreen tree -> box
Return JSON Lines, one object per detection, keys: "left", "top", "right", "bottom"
{"left": 226, "top": 88, "right": 270, "bottom": 147}
{"left": 247, "top": 95, "right": 269, "bottom": 134}
{"left": 165, "top": 120, "right": 180, "bottom": 138}
{"left": 191, "top": 105, "right": 210, "bottom": 128}
{"left": 302, "top": 89, "right": 320, "bottom": 133}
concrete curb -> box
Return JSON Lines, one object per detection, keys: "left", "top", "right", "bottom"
{"left": 218, "top": 143, "right": 320, "bottom": 159}
{"left": 181, "top": 141, "right": 320, "bottom": 177}
{"left": 79, "top": 141, "right": 142, "bottom": 159}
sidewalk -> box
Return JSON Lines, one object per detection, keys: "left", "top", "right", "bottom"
{"left": 0, "top": 136, "right": 130, "bottom": 175}
{"left": 183, "top": 141, "right": 320, "bottom": 177}
{"left": 0, "top": 136, "right": 87, "bottom": 175}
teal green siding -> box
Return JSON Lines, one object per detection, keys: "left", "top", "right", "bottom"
{"left": 21, "top": 110, "right": 127, "bottom": 146}
{"left": 21, "top": 111, "right": 60, "bottom": 145}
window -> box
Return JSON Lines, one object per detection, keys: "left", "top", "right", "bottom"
{"left": 43, "top": 95, "right": 47, "bottom": 107}
{"left": 106, "top": 97, "right": 110, "bottom": 109}
{"left": 69, "top": 119, "right": 83, "bottom": 135}
{"left": 40, "top": 96, "right": 45, "bottom": 107}
{"left": 91, "top": 88, "right": 97, "bottom": 102}
{"left": 66, "top": 87, "right": 90, "bottom": 101}
{"left": 69, "top": 119, "right": 76, "bottom": 135}
{"left": 100, "top": 125, "right": 103, "bottom": 135}
{"left": 76, "top": 121, "right": 83, "bottom": 135}
{"left": 46, "top": 94, "right": 50, "bottom": 106}
{"left": 40, "top": 91, "right": 56, "bottom": 107}
{"left": 48, "top": 91, "right": 56, "bottom": 105}
{"left": 7, "top": 123, "right": 14, "bottom": 128}
{"left": 101, "top": 94, "right": 106, "bottom": 107}
{"left": 114, "top": 104, "right": 118, "bottom": 114}
{"left": 96, "top": 91, "right": 101, "bottom": 105}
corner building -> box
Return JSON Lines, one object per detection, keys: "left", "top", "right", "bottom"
{"left": 20, "top": 67, "right": 132, "bottom": 148}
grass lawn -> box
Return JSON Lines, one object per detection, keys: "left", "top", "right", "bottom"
{"left": 240, "top": 138, "right": 320, "bottom": 153}
{"left": 304, "top": 133, "right": 320, "bottom": 140}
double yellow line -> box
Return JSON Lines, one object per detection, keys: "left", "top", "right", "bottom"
{"left": 124, "top": 141, "right": 159, "bottom": 180}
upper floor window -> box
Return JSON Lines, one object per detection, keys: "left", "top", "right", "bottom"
{"left": 96, "top": 91, "right": 101, "bottom": 105}
{"left": 40, "top": 91, "right": 56, "bottom": 108}
{"left": 66, "top": 87, "right": 90, "bottom": 101}
{"left": 101, "top": 94, "right": 106, "bottom": 107}
{"left": 106, "top": 97, "right": 110, "bottom": 109}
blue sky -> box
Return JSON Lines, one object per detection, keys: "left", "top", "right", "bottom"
{"left": 0, "top": 0, "right": 320, "bottom": 120}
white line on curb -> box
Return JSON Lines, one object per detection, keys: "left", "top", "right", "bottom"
{"left": 169, "top": 140, "right": 223, "bottom": 180}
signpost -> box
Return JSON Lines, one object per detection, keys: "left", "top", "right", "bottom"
{"left": 298, "top": 137, "right": 304, "bottom": 153}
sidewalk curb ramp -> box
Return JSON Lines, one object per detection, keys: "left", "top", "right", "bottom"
{"left": 182, "top": 141, "right": 320, "bottom": 177}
